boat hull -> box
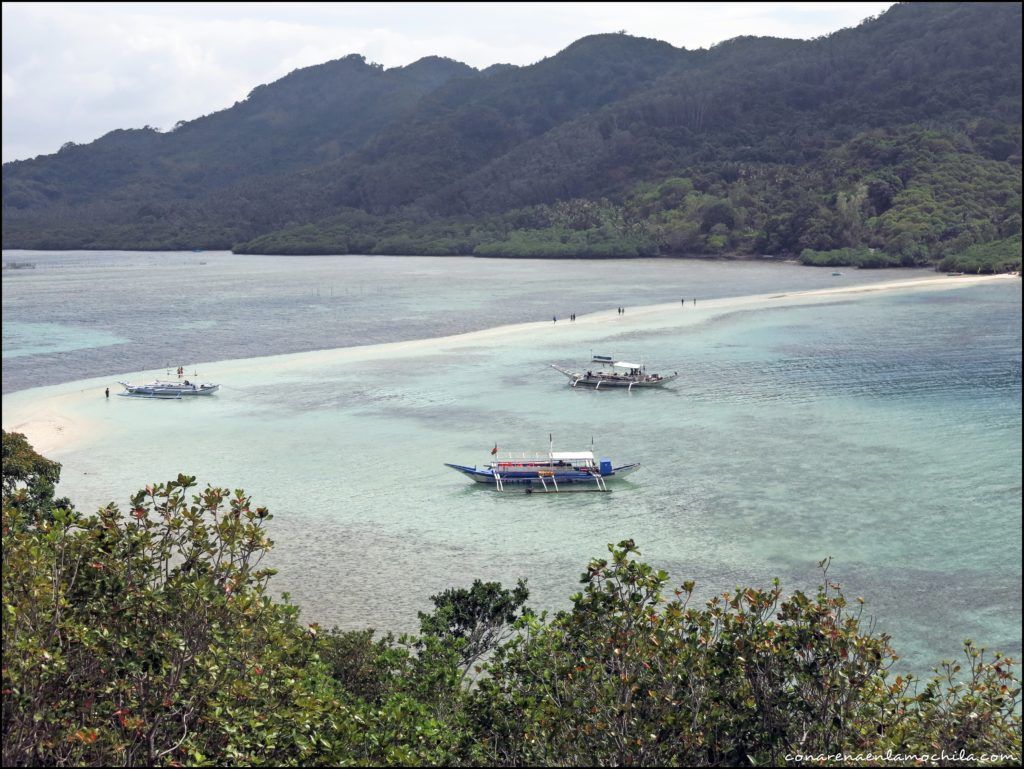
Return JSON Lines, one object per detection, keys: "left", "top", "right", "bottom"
{"left": 550, "top": 365, "right": 678, "bottom": 389}
{"left": 445, "top": 462, "right": 639, "bottom": 487}
{"left": 567, "top": 377, "right": 673, "bottom": 388}
{"left": 117, "top": 391, "right": 182, "bottom": 400}
{"left": 119, "top": 381, "right": 219, "bottom": 396}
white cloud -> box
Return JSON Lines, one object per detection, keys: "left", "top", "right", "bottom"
{"left": 2, "top": 1, "right": 893, "bottom": 162}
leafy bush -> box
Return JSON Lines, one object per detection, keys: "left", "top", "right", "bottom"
{"left": 472, "top": 540, "right": 1022, "bottom": 766}
{"left": 1, "top": 464, "right": 346, "bottom": 765}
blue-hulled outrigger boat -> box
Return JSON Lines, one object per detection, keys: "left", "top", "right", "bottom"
{"left": 446, "top": 441, "right": 639, "bottom": 493}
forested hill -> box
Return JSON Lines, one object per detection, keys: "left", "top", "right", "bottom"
{"left": 3, "top": 2, "right": 1021, "bottom": 271}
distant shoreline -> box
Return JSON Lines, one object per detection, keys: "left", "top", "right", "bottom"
{"left": 0, "top": 247, "right": 803, "bottom": 265}
{"left": 4, "top": 247, "right": 1019, "bottom": 275}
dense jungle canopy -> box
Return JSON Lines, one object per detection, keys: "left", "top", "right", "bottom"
{"left": 2, "top": 2, "right": 1021, "bottom": 272}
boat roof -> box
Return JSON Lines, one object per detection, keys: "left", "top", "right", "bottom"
{"left": 613, "top": 361, "right": 641, "bottom": 369}
{"left": 550, "top": 451, "right": 595, "bottom": 460}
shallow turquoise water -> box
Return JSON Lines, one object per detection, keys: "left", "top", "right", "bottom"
{"left": 2, "top": 321, "right": 128, "bottom": 358}
{"left": 2, "top": 253, "right": 1020, "bottom": 673}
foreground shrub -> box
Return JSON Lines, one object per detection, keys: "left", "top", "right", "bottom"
{"left": 471, "top": 540, "right": 1021, "bottom": 766}
{"left": 1, "top": 466, "right": 351, "bottom": 766}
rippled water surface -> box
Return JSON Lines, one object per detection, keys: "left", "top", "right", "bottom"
{"left": 3, "top": 250, "right": 1021, "bottom": 673}
{"left": 4, "top": 249, "right": 933, "bottom": 394}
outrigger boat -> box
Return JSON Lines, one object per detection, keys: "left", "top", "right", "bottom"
{"left": 118, "top": 379, "right": 220, "bottom": 397}
{"left": 551, "top": 354, "right": 679, "bottom": 390}
{"left": 446, "top": 440, "right": 639, "bottom": 493}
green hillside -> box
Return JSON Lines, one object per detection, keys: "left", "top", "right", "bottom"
{"left": 2, "top": 2, "right": 1021, "bottom": 271}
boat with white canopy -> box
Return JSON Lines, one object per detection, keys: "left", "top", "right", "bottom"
{"left": 118, "top": 379, "right": 220, "bottom": 397}
{"left": 446, "top": 438, "right": 638, "bottom": 492}
{"left": 550, "top": 355, "right": 678, "bottom": 390}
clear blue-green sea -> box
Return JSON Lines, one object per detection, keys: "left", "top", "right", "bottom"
{"left": 2, "top": 250, "right": 1021, "bottom": 674}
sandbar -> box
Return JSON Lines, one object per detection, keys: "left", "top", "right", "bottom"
{"left": 2, "top": 272, "right": 1016, "bottom": 456}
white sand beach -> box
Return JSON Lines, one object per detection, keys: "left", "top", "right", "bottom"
{"left": 222, "top": 272, "right": 1016, "bottom": 366}
{"left": 2, "top": 387, "right": 100, "bottom": 457}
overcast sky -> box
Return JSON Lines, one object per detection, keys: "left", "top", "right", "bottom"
{"left": 2, "top": 2, "right": 894, "bottom": 163}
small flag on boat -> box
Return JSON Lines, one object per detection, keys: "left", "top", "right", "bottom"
{"left": 491, "top": 444, "right": 498, "bottom": 455}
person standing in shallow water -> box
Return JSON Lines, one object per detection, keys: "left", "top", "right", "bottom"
{"left": 553, "top": 316, "right": 557, "bottom": 324}
{"left": 105, "top": 387, "right": 109, "bottom": 398}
